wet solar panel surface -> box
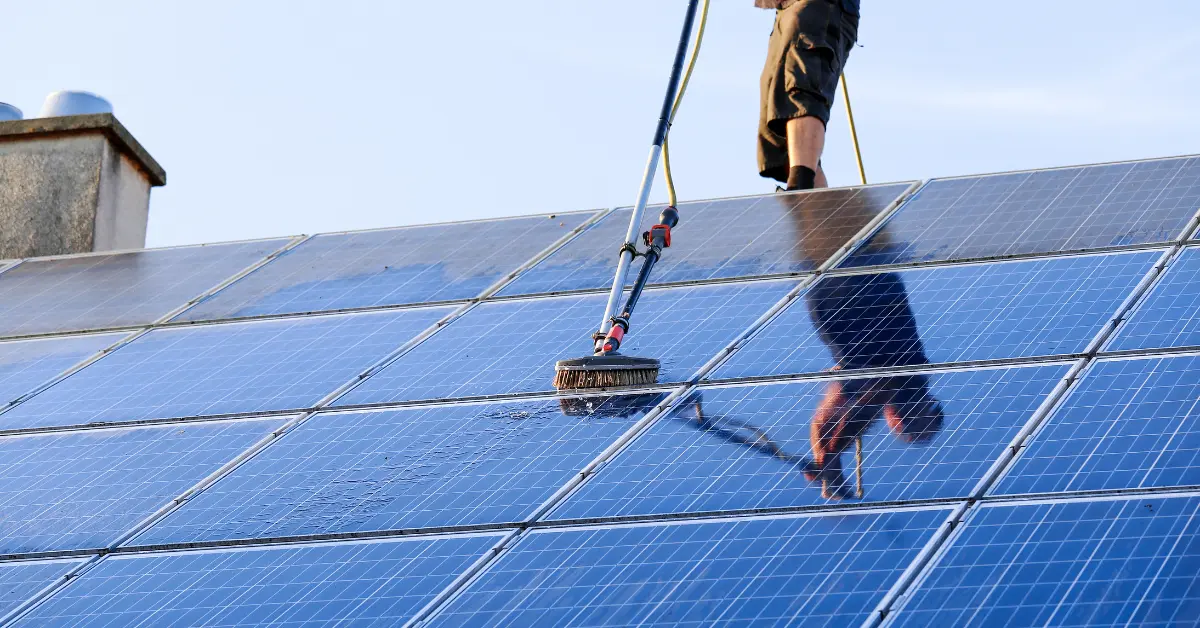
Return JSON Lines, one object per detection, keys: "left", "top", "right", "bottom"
{"left": 179, "top": 213, "right": 594, "bottom": 321}
{"left": 133, "top": 395, "right": 664, "bottom": 546}
{"left": 499, "top": 184, "right": 909, "bottom": 296}
{"left": 336, "top": 280, "right": 797, "bottom": 405}
{"left": 552, "top": 365, "right": 1068, "bottom": 520}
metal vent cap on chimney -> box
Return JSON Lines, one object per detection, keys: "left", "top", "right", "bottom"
{"left": 0, "top": 103, "right": 21, "bottom": 121}
{"left": 39, "top": 90, "right": 112, "bottom": 118}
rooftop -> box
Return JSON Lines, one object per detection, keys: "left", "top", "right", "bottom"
{"left": 0, "top": 154, "right": 1199, "bottom": 625}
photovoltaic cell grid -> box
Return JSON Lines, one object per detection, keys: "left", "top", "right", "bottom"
{"left": 19, "top": 534, "right": 502, "bottom": 627}
{"left": 132, "top": 394, "right": 665, "bottom": 547}
{"left": 0, "top": 239, "right": 290, "bottom": 338}
{"left": 0, "top": 558, "right": 83, "bottom": 620}
{"left": 0, "top": 305, "right": 453, "bottom": 431}
{"left": 431, "top": 507, "right": 951, "bottom": 627}
{"left": 889, "top": 496, "right": 1200, "bottom": 627}
{"left": 336, "top": 279, "right": 798, "bottom": 406}
{"left": 0, "top": 418, "right": 281, "bottom": 555}
{"left": 1108, "top": 246, "right": 1200, "bottom": 351}
{"left": 177, "top": 213, "right": 595, "bottom": 322}
{"left": 713, "top": 250, "right": 1158, "bottom": 381}
{"left": 552, "top": 365, "right": 1068, "bottom": 521}
{"left": 842, "top": 157, "right": 1200, "bottom": 268}
{"left": 498, "top": 184, "right": 910, "bottom": 297}
{"left": 0, "top": 333, "right": 124, "bottom": 407}
{"left": 995, "top": 355, "right": 1200, "bottom": 496}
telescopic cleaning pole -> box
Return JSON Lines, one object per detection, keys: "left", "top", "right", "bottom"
{"left": 594, "top": 0, "right": 701, "bottom": 352}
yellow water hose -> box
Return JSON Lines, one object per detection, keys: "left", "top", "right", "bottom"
{"left": 661, "top": 0, "right": 710, "bottom": 208}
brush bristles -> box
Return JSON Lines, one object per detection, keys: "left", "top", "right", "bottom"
{"left": 553, "top": 367, "right": 660, "bottom": 390}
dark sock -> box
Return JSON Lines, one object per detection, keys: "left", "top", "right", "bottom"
{"left": 787, "top": 165, "right": 816, "bottom": 191}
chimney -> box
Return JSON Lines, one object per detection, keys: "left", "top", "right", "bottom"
{"left": 0, "top": 110, "right": 166, "bottom": 259}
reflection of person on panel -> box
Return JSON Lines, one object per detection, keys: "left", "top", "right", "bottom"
{"left": 787, "top": 192, "right": 945, "bottom": 499}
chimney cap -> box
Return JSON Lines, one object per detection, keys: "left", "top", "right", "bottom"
{"left": 0, "top": 113, "right": 165, "bottom": 186}
{"left": 39, "top": 90, "right": 113, "bottom": 118}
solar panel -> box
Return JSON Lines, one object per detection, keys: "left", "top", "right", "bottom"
{"left": 842, "top": 157, "right": 1200, "bottom": 268}
{"left": 498, "top": 184, "right": 909, "bottom": 297}
{"left": 336, "top": 280, "right": 798, "bottom": 406}
{"left": 713, "top": 251, "right": 1158, "bottom": 381}
{"left": 130, "top": 394, "right": 665, "bottom": 547}
{"left": 887, "top": 495, "right": 1200, "bottom": 627}
{"left": 0, "top": 418, "right": 281, "bottom": 555}
{"left": 0, "top": 558, "right": 84, "bottom": 619}
{"left": 550, "top": 365, "right": 1066, "bottom": 520}
{"left": 18, "top": 533, "right": 501, "bottom": 626}
{"left": 994, "top": 355, "right": 1200, "bottom": 496}
{"left": 0, "top": 333, "right": 124, "bottom": 408}
{"left": 0, "top": 239, "right": 290, "bottom": 338}
{"left": 430, "top": 507, "right": 951, "bottom": 627}
{"left": 177, "top": 213, "right": 596, "bottom": 322}
{"left": 0, "top": 306, "right": 454, "bottom": 431}
{"left": 1107, "top": 246, "right": 1200, "bottom": 351}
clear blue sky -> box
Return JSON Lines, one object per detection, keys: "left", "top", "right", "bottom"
{"left": 4, "top": 1, "right": 1199, "bottom": 247}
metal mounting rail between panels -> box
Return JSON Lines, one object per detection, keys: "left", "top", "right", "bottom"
{"left": 862, "top": 502, "right": 969, "bottom": 628}
{"left": 404, "top": 529, "right": 524, "bottom": 628}
{"left": 0, "top": 259, "right": 23, "bottom": 279}
{"left": 0, "top": 555, "right": 103, "bottom": 627}
{"left": 161, "top": 234, "right": 316, "bottom": 323}
{"left": 0, "top": 236, "right": 310, "bottom": 421}
{"left": 473, "top": 207, "right": 615, "bottom": 300}
{"left": 823, "top": 241, "right": 1176, "bottom": 279}
{"left": 817, "top": 180, "right": 925, "bottom": 274}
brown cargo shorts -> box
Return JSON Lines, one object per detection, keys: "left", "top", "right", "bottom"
{"left": 758, "top": 0, "right": 859, "bottom": 183}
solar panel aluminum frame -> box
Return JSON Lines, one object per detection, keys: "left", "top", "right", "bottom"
{"left": 0, "top": 556, "right": 97, "bottom": 627}
{"left": 838, "top": 154, "right": 1200, "bottom": 272}
{"left": 1098, "top": 243, "right": 1200, "bottom": 354}
{"left": 0, "top": 260, "right": 20, "bottom": 279}
{"left": 416, "top": 504, "right": 964, "bottom": 628}
{"left": 984, "top": 350, "right": 1200, "bottom": 500}
{"left": 876, "top": 489, "right": 1200, "bottom": 628}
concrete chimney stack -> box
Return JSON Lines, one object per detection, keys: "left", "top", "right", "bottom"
{"left": 0, "top": 111, "right": 165, "bottom": 259}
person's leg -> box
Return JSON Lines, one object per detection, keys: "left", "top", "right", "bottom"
{"left": 785, "top": 115, "right": 825, "bottom": 190}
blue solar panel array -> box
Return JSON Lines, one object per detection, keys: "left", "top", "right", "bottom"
{"left": 178, "top": 212, "right": 597, "bottom": 321}
{"left": 20, "top": 534, "right": 503, "bottom": 626}
{"left": 0, "top": 239, "right": 291, "bottom": 338}
{"left": 886, "top": 495, "right": 1200, "bottom": 627}
{"left": 2, "top": 156, "right": 1200, "bottom": 626}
